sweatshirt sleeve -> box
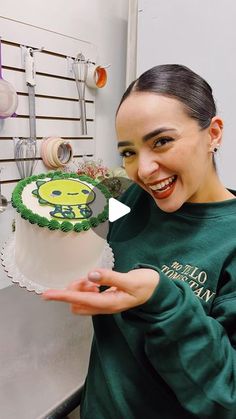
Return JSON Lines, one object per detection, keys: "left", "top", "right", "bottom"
{"left": 122, "top": 263, "right": 236, "bottom": 418}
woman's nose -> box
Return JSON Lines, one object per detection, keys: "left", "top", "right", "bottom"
{"left": 137, "top": 152, "right": 160, "bottom": 180}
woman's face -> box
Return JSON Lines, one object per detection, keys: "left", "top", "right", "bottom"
{"left": 116, "top": 92, "right": 219, "bottom": 212}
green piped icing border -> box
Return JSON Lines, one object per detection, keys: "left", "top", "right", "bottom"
{"left": 11, "top": 171, "right": 111, "bottom": 233}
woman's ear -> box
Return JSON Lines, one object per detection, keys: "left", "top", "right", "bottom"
{"left": 208, "top": 116, "right": 223, "bottom": 153}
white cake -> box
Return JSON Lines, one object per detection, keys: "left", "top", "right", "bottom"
{"left": 11, "top": 171, "right": 111, "bottom": 290}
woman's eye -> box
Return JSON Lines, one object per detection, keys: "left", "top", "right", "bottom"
{"left": 153, "top": 137, "right": 173, "bottom": 148}
{"left": 119, "top": 150, "right": 135, "bottom": 158}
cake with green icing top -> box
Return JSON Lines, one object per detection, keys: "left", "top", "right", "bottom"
{"left": 12, "top": 172, "right": 111, "bottom": 290}
{"left": 12, "top": 171, "right": 110, "bottom": 231}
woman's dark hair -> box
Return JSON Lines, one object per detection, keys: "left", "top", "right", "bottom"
{"left": 117, "top": 64, "right": 216, "bottom": 130}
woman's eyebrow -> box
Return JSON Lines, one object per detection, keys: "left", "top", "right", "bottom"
{"left": 142, "top": 127, "right": 176, "bottom": 142}
{"left": 117, "top": 127, "right": 177, "bottom": 148}
{"left": 117, "top": 140, "right": 134, "bottom": 148}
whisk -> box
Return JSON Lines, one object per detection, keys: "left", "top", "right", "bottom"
{"left": 73, "top": 54, "right": 88, "bottom": 135}
{"left": 14, "top": 47, "right": 40, "bottom": 179}
{"left": 14, "top": 137, "right": 36, "bottom": 178}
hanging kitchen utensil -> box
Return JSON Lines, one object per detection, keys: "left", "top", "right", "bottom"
{"left": 0, "top": 168, "right": 8, "bottom": 213}
{"left": 14, "top": 137, "right": 36, "bottom": 178}
{"left": 73, "top": 53, "right": 88, "bottom": 135}
{"left": 0, "top": 37, "right": 18, "bottom": 118}
{"left": 14, "top": 46, "right": 42, "bottom": 178}
{"left": 25, "top": 47, "right": 37, "bottom": 176}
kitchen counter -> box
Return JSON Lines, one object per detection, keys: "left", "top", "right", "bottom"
{"left": 0, "top": 285, "right": 93, "bottom": 418}
{"left": 0, "top": 206, "right": 93, "bottom": 418}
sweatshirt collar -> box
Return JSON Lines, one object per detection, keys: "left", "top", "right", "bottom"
{"left": 175, "top": 189, "right": 236, "bottom": 219}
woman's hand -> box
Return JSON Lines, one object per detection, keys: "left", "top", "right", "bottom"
{"left": 42, "top": 268, "right": 160, "bottom": 315}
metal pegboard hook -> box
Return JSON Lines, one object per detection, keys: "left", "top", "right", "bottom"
{"left": 30, "top": 46, "right": 44, "bottom": 55}
{"left": 76, "top": 52, "right": 85, "bottom": 62}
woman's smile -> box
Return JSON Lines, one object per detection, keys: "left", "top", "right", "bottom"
{"left": 147, "top": 175, "right": 178, "bottom": 199}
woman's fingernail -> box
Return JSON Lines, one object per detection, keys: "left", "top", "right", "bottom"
{"left": 42, "top": 291, "right": 53, "bottom": 300}
{"left": 42, "top": 294, "right": 50, "bottom": 300}
{"left": 89, "top": 271, "right": 101, "bottom": 281}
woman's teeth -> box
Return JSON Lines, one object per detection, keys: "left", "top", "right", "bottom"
{"left": 149, "top": 176, "right": 176, "bottom": 191}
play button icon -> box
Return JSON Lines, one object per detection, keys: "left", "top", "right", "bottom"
{"left": 108, "top": 197, "right": 131, "bottom": 222}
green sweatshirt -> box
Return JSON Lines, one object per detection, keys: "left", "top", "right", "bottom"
{"left": 81, "top": 184, "right": 236, "bottom": 419}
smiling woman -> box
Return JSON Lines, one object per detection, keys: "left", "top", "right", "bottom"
{"left": 116, "top": 64, "right": 231, "bottom": 212}
{"left": 42, "top": 65, "right": 236, "bottom": 419}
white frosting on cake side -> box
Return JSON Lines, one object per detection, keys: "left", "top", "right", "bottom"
{"left": 15, "top": 213, "right": 108, "bottom": 288}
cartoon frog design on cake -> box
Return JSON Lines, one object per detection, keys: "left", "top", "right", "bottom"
{"left": 32, "top": 178, "right": 96, "bottom": 219}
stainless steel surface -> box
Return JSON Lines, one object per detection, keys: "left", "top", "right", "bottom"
{"left": 28, "top": 84, "right": 36, "bottom": 142}
{"left": 14, "top": 88, "right": 37, "bottom": 179}
{"left": 14, "top": 47, "right": 38, "bottom": 179}
{"left": 14, "top": 137, "right": 37, "bottom": 179}
{"left": 0, "top": 206, "right": 93, "bottom": 418}
{"left": 73, "top": 54, "right": 88, "bottom": 136}
{"left": 27, "top": 82, "right": 37, "bottom": 177}
{"left": 0, "top": 285, "right": 93, "bottom": 419}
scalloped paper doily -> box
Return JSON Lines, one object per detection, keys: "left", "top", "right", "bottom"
{"left": 1, "top": 235, "right": 114, "bottom": 294}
